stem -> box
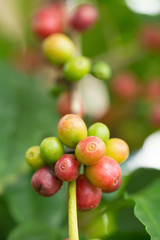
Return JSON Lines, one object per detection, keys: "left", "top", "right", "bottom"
{"left": 68, "top": 180, "right": 79, "bottom": 240}
{"left": 66, "top": 2, "right": 81, "bottom": 239}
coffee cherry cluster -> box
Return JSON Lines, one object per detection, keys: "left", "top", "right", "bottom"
{"left": 42, "top": 33, "right": 111, "bottom": 81}
{"left": 32, "top": 2, "right": 99, "bottom": 38}
{"left": 32, "top": 2, "right": 112, "bottom": 118}
{"left": 25, "top": 114, "right": 129, "bottom": 211}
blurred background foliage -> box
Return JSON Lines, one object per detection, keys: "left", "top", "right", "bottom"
{"left": 0, "top": 0, "right": 160, "bottom": 239}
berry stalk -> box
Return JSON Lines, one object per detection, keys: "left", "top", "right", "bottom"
{"left": 68, "top": 180, "right": 79, "bottom": 240}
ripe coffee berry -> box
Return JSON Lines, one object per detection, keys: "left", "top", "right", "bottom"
{"left": 88, "top": 122, "right": 110, "bottom": 145}
{"left": 70, "top": 4, "right": 98, "bottom": 32}
{"left": 63, "top": 56, "right": 91, "bottom": 82}
{"left": 31, "top": 166, "right": 63, "bottom": 197}
{"left": 57, "top": 91, "right": 71, "bottom": 116}
{"left": 58, "top": 114, "right": 87, "bottom": 148}
{"left": 112, "top": 72, "right": 138, "bottom": 100}
{"left": 85, "top": 156, "right": 122, "bottom": 193}
{"left": 25, "top": 146, "right": 45, "bottom": 170}
{"left": 55, "top": 154, "right": 80, "bottom": 181}
{"left": 105, "top": 138, "right": 129, "bottom": 164}
{"left": 40, "top": 137, "right": 64, "bottom": 164}
{"left": 91, "top": 62, "right": 112, "bottom": 81}
{"left": 151, "top": 104, "right": 160, "bottom": 126}
{"left": 75, "top": 136, "right": 106, "bottom": 165}
{"left": 42, "top": 33, "right": 75, "bottom": 65}
{"left": 146, "top": 79, "right": 160, "bottom": 99}
{"left": 76, "top": 174, "right": 102, "bottom": 211}
{"left": 32, "top": 2, "right": 65, "bottom": 39}
{"left": 140, "top": 24, "right": 160, "bottom": 51}
{"left": 56, "top": 91, "right": 85, "bottom": 118}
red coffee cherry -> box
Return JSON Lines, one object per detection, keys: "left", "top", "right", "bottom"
{"left": 70, "top": 4, "right": 98, "bottom": 32}
{"left": 31, "top": 166, "right": 63, "bottom": 197}
{"left": 55, "top": 154, "right": 80, "bottom": 181}
{"left": 146, "top": 79, "right": 160, "bottom": 100}
{"left": 75, "top": 136, "right": 106, "bottom": 165}
{"left": 103, "top": 177, "right": 122, "bottom": 193}
{"left": 140, "top": 24, "right": 160, "bottom": 51}
{"left": 32, "top": 2, "right": 66, "bottom": 39}
{"left": 85, "top": 156, "right": 122, "bottom": 193}
{"left": 56, "top": 91, "right": 85, "bottom": 118}
{"left": 76, "top": 174, "right": 102, "bottom": 211}
{"left": 57, "top": 92, "right": 71, "bottom": 116}
{"left": 150, "top": 103, "right": 160, "bottom": 126}
{"left": 112, "top": 72, "right": 138, "bottom": 100}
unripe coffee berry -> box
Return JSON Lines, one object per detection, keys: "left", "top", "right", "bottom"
{"left": 76, "top": 174, "right": 102, "bottom": 211}
{"left": 31, "top": 166, "right": 63, "bottom": 197}
{"left": 75, "top": 136, "right": 106, "bottom": 165}
{"left": 55, "top": 154, "right": 80, "bottom": 181}
{"left": 91, "top": 62, "right": 112, "bottom": 81}
{"left": 40, "top": 137, "right": 64, "bottom": 164}
{"left": 25, "top": 146, "right": 45, "bottom": 170}
{"left": 42, "top": 33, "right": 75, "bottom": 65}
{"left": 58, "top": 114, "right": 87, "bottom": 148}
{"left": 70, "top": 4, "right": 98, "bottom": 32}
{"left": 63, "top": 56, "right": 91, "bottom": 82}
{"left": 32, "top": 2, "right": 65, "bottom": 39}
{"left": 105, "top": 138, "right": 129, "bottom": 164}
{"left": 85, "top": 156, "right": 122, "bottom": 193}
{"left": 88, "top": 122, "right": 110, "bottom": 145}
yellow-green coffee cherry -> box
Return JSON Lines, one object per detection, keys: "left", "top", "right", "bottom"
{"left": 42, "top": 33, "right": 75, "bottom": 65}
{"left": 40, "top": 137, "right": 64, "bottom": 164}
{"left": 105, "top": 138, "right": 129, "bottom": 164}
{"left": 88, "top": 122, "right": 110, "bottom": 145}
{"left": 25, "top": 146, "right": 45, "bottom": 170}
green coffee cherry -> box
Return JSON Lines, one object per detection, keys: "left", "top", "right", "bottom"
{"left": 91, "top": 62, "right": 111, "bottom": 81}
{"left": 25, "top": 146, "right": 45, "bottom": 170}
{"left": 88, "top": 122, "right": 110, "bottom": 145}
{"left": 40, "top": 137, "right": 64, "bottom": 164}
{"left": 42, "top": 33, "right": 75, "bottom": 65}
{"left": 63, "top": 56, "right": 91, "bottom": 82}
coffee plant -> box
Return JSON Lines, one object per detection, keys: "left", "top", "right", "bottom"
{"left": 0, "top": 0, "right": 160, "bottom": 240}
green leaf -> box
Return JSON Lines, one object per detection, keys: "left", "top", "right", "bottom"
{"left": 81, "top": 20, "right": 107, "bottom": 58}
{"left": 0, "top": 197, "right": 16, "bottom": 239}
{"left": 0, "top": 61, "right": 59, "bottom": 193}
{"left": 7, "top": 221, "right": 62, "bottom": 240}
{"left": 125, "top": 168, "right": 160, "bottom": 194}
{"left": 102, "top": 231, "right": 150, "bottom": 240}
{"left": 127, "top": 178, "right": 160, "bottom": 240}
